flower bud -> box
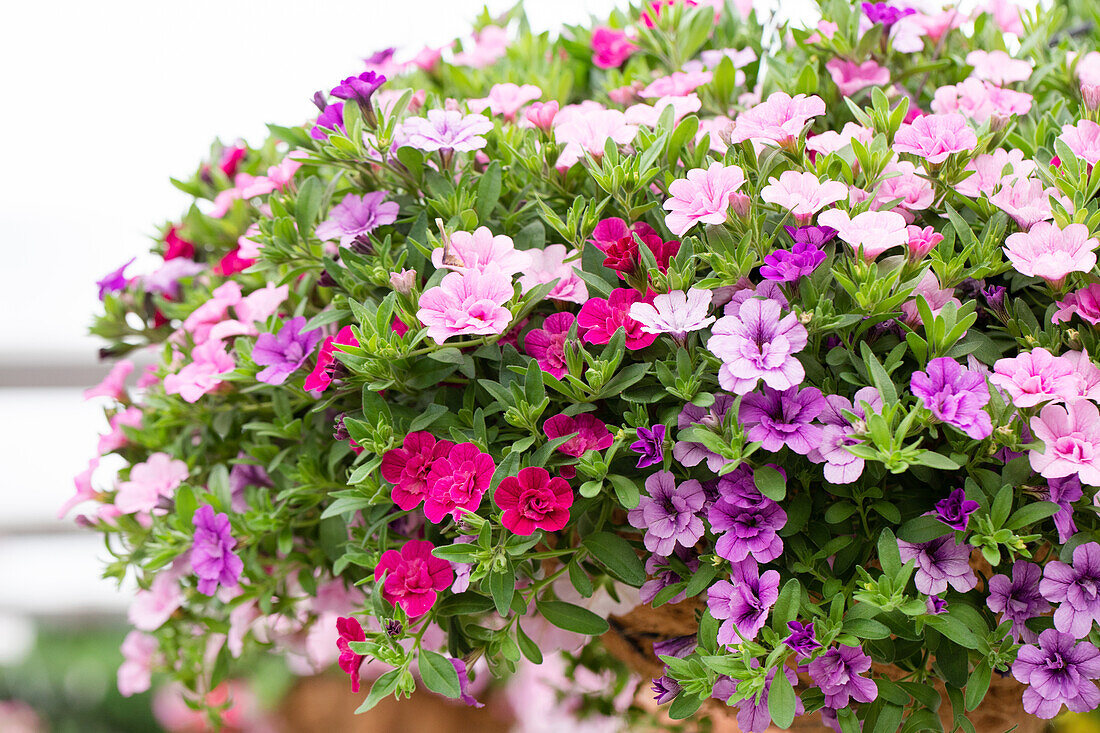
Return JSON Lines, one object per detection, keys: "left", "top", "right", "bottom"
{"left": 389, "top": 269, "right": 416, "bottom": 295}
{"left": 524, "top": 101, "right": 558, "bottom": 132}
{"left": 1083, "top": 83, "right": 1100, "bottom": 113}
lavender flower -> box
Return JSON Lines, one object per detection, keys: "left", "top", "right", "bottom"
{"left": 707, "top": 558, "right": 780, "bottom": 644}
{"left": 450, "top": 659, "right": 483, "bottom": 708}
{"left": 806, "top": 387, "right": 880, "bottom": 484}
{"left": 1048, "top": 476, "right": 1084, "bottom": 543}
{"left": 142, "top": 258, "right": 205, "bottom": 299}
{"left": 631, "top": 424, "right": 666, "bottom": 468}
{"left": 627, "top": 471, "right": 704, "bottom": 555}
{"left": 807, "top": 645, "right": 878, "bottom": 709}
{"left": 933, "top": 488, "right": 980, "bottom": 531}
{"left": 926, "top": 595, "right": 948, "bottom": 614}
{"left": 708, "top": 494, "right": 786, "bottom": 564}
{"left": 897, "top": 535, "right": 978, "bottom": 595}
{"left": 760, "top": 240, "right": 827, "bottom": 282}
{"left": 315, "top": 192, "right": 400, "bottom": 248}
{"left": 191, "top": 505, "right": 243, "bottom": 595}
{"left": 640, "top": 551, "right": 699, "bottom": 604}
{"left": 786, "top": 224, "right": 838, "bottom": 247}
{"left": 983, "top": 284, "right": 1008, "bottom": 320}
{"left": 1040, "top": 542, "right": 1100, "bottom": 639}
{"left": 97, "top": 258, "right": 134, "bottom": 300}
{"left": 910, "top": 357, "right": 993, "bottom": 440}
{"left": 228, "top": 456, "right": 273, "bottom": 512}
{"left": 673, "top": 394, "right": 735, "bottom": 472}
{"left": 784, "top": 621, "right": 821, "bottom": 658}
{"left": 252, "top": 316, "right": 324, "bottom": 385}
{"left": 713, "top": 662, "right": 804, "bottom": 733}
{"left": 987, "top": 560, "right": 1049, "bottom": 642}
{"left": 330, "top": 71, "right": 386, "bottom": 110}
{"left": 651, "top": 676, "right": 681, "bottom": 705}
{"left": 708, "top": 298, "right": 808, "bottom": 395}
{"left": 311, "top": 102, "right": 345, "bottom": 140}
{"left": 653, "top": 635, "right": 696, "bottom": 659}
{"left": 1012, "top": 629, "right": 1100, "bottom": 719}
{"left": 739, "top": 385, "right": 826, "bottom": 455}
{"left": 399, "top": 110, "right": 494, "bottom": 153}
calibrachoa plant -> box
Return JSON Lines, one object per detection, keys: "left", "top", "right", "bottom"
{"left": 74, "top": 0, "right": 1100, "bottom": 729}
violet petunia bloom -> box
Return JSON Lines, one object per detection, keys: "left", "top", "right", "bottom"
{"left": 1012, "top": 629, "right": 1100, "bottom": 719}
{"left": 1040, "top": 542, "right": 1100, "bottom": 639}
{"left": 450, "top": 659, "right": 483, "bottom": 708}
{"left": 739, "top": 385, "right": 826, "bottom": 455}
{"left": 641, "top": 551, "right": 700, "bottom": 605}
{"left": 400, "top": 110, "right": 494, "bottom": 153}
{"left": 228, "top": 456, "right": 273, "bottom": 513}
{"left": 987, "top": 560, "right": 1049, "bottom": 642}
{"left": 708, "top": 492, "right": 786, "bottom": 564}
{"left": 191, "top": 505, "right": 244, "bottom": 596}
{"left": 806, "top": 386, "right": 881, "bottom": 483}
{"left": 708, "top": 298, "right": 808, "bottom": 395}
{"left": 97, "top": 258, "right": 135, "bottom": 300}
{"left": 651, "top": 676, "right": 681, "bottom": 705}
{"left": 933, "top": 488, "right": 980, "bottom": 531}
{"left": 910, "top": 357, "right": 993, "bottom": 440}
{"left": 1047, "top": 476, "right": 1084, "bottom": 543}
{"left": 861, "top": 1, "right": 916, "bottom": 29}
{"left": 311, "top": 102, "right": 345, "bottom": 140}
{"left": 713, "top": 661, "right": 803, "bottom": 733}
{"left": 631, "top": 424, "right": 667, "bottom": 468}
{"left": 707, "top": 558, "right": 780, "bottom": 644}
{"left": 926, "top": 595, "right": 948, "bottom": 615}
{"left": 759, "top": 241, "right": 827, "bottom": 283}
{"left": 673, "top": 394, "right": 736, "bottom": 472}
{"left": 784, "top": 620, "right": 821, "bottom": 658}
{"left": 315, "top": 192, "right": 400, "bottom": 248}
{"left": 808, "top": 645, "right": 878, "bottom": 709}
{"left": 787, "top": 224, "right": 838, "bottom": 247}
{"left": 252, "top": 316, "right": 324, "bottom": 385}
{"left": 897, "top": 535, "right": 977, "bottom": 596}
{"left": 142, "top": 258, "right": 206, "bottom": 299}
{"left": 330, "top": 71, "right": 386, "bottom": 109}
{"left": 627, "top": 470, "right": 705, "bottom": 555}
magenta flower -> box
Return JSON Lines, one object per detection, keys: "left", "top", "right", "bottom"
{"left": 808, "top": 645, "right": 878, "bottom": 709}
{"left": 934, "top": 488, "right": 980, "bottom": 531}
{"left": 577, "top": 288, "right": 657, "bottom": 350}
{"left": 524, "top": 101, "right": 558, "bottom": 131}
{"left": 336, "top": 616, "right": 366, "bottom": 692}
{"left": 519, "top": 244, "right": 587, "bottom": 304}
{"left": 1059, "top": 120, "right": 1100, "bottom": 166}
{"left": 1048, "top": 475, "right": 1085, "bottom": 543}
{"left": 525, "top": 312, "right": 576, "bottom": 379}
{"left": 495, "top": 466, "right": 573, "bottom": 535}
{"left": 315, "top": 192, "right": 399, "bottom": 248}
{"left": 303, "top": 326, "right": 360, "bottom": 393}
{"left": 542, "top": 413, "right": 613, "bottom": 457}
{"left": 707, "top": 559, "right": 780, "bottom": 644}
{"left": 663, "top": 162, "right": 747, "bottom": 236}
{"left": 424, "top": 442, "right": 495, "bottom": 523}
{"left": 708, "top": 493, "right": 786, "bottom": 564}
{"left": 826, "top": 58, "right": 890, "bottom": 97}
{"left": 760, "top": 171, "right": 848, "bottom": 224}
{"left": 760, "top": 240, "right": 827, "bottom": 283}
{"left": 708, "top": 297, "right": 808, "bottom": 395}
{"left": 591, "top": 27, "right": 637, "bottom": 69}
{"left": 374, "top": 539, "right": 453, "bottom": 617}
{"left": 381, "top": 431, "right": 455, "bottom": 511}
{"left": 310, "top": 102, "right": 345, "bottom": 140}
{"left": 727, "top": 92, "right": 826, "bottom": 147}
{"left": 450, "top": 658, "right": 483, "bottom": 707}
{"left": 1054, "top": 283, "right": 1100, "bottom": 326}
{"left": 191, "top": 505, "right": 244, "bottom": 596}
{"left": 467, "top": 83, "right": 541, "bottom": 121}
{"left": 1041, "top": 542, "right": 1100, "bottom": 638}
{"left": 1029, "top": 400, "right": 1100, "bottom": 485}
{"left": 910, "top": 357, "right": 993, "bottom": 440}
{"left": 897, "top": 535, "right": 977, "bottom": 595}
{"left": 629, "top": 288, "right": 715, "bottom": 338}
{"left": 674, "top": 394, "right": 736, "bottom": 472}
{"left": 59, "top": 457, "right": 100, "bottom": 519}
{"left": 991, "top": 348, "right": 1079, "bottom": 408}
{"left": 894, "top": 113, "right": 977, "bottom": 164}
{"left": 988, "top": 560, "right": 1049, "bottom": 642}
{"left": 631, "top": 424, "right": 666, "bottom": 468}
{"left": 96, "top": 258, "right": 134, "bottom": 300}
{"left": 331, "top": 71, "right": 386, "bottom": 109}
{"left": 784, "top": 621, "right": 821, "bottom": 658}
{"left": 164, "top": 341, "right": 235, "bottom": 403}
{"left": 1012, "top": 629, "right": 1100, "bottom": 719}
{"left": 115, "top": 452, "right": 189, "bottom": 515}
{"left": 906, "top": 225, "right": 944, "bottom": 261}
{"left": 416, "top": 268, "right": 514, "bottom": 344}
{"left": 817, "top": 208, "right": 908, "bottom": 260}
{"left": 627, "top": 471, "right": 705, "bottom": 555}
{"left": 1004, "top": 222, "right": 1098, "bottom": 288}
{"left": 400, "top": 110, "right": 494, "bottom": 153}
{"left": 252, "top": 316, "right": 323, "bottom": 385}
{"left": 739, "top": 385, "right": 826, "bottom": 455}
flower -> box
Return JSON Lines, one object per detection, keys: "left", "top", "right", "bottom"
{"left": 591, "top": 27, "right": 636, "bottom": 69}
{"left": 627, "top": 470, "right": 705, "bottom": 555}
{"left": 468, "top": 83, "right": 542, "bottom": 121}
{"left": 450, "top": 659, "right": 483, "bottom": 707}
{"left": 525, "top": 312, "right": 576, "bottom": 379}
{"left": 1029, "top": 400, "right": 1100, "bottom": 485}
{"left": 739, "top": 385, "right": 826, "bottom": 454}
{"left": 381, "top": 431, "right": 455, "bottom": 511}
{"left": 589, "top": 218, "right": 678, "bottom": 276}
{"left": 641, "top": 552, "right": 699, "bottom": 604}
{"left": 433, "top": 227, "right": 531, "bottom": 277}
{"left": 715, "top": 663, "right": 803, "bottom": 733}
{"left": 400, "top": 110, "right": 494, "bottom": 153}
{"left": 577, "top": 288, "right": 657, "bottom": 350}
{"left": 910, "top": 357, "right": 993, "bottom": 440}
{"left": 966, "top": 49, "right": 1033, "bottom": 85}
{"left": 315, "top": 192, "right": 399, "bottom": 247}
{"left": 784, "top": 620, "right": 821, "bottom": 658}
{"left": 1012, "top": 629, "right": 1100, "bottom": 719}
{"left": 115, "top": 452, "right": 189, "bottom": 515}
{"left": 374, "top": 539, "right": 453, "bottom": 616}
{"left": 652, "top": 676, "right": 681, "bottom": 705}
{"left": 336, "top": 616, "right": 366, "bottom": 692}
{"left": 84, "top": 360, "right": 134, "bottom": 402}
{"left": 519, "top": 244, "right": 587, "bottom": 303}
{"left": 727, "top": 92, "right": 826, "bottom": 147}
{"left": 118, "top": 631, "right": 157, "bottom": 697}
{"left": 955, "top": 148, "right": 1036, "bottom": 198}
{"left": 625, "top": 94, "right": 702, "bottom": 127}
{"left": 1049, "top": 475, "right": 1085, "bottom": 543}
{"left": 542, "top": 413, "right": 614, "bottom": 457}
{"left": 1041, "top": 542, "right": 1100, "bottom": 638}
{"left": 228, "top": 456, "right": 272, "bottom": 513}
{"left": 987, "top": 560, "right": 1050, "bottom": 642}
{"left": 553, "top": 108, "right": 638, "bottom": 169}
{"left": 1004, "top": 222, "right": 1098, "bottom": 288}
{"left": 524, "top": 101, "right": 558, "bottom": 131}
{"left": 129, "top": 568, "right": 184, "bottom": 631}
{"left": 990, "top": 178, "right": 1064, "bottom": 229}
{"left": 708, "top": 297, "right": 808, "bottom": 395}
{"left": 663, "top": 162, "right": 747, "bottom": 236}
{"left": 424, "top": 442, "right": 495, "bottom": 523}
{"left": 808, "top": 645, "right": 878, "bottom": 709}
{"left": 931, "top": 78, "right": 1033, "bottom": 124}
{"left": 893, "top": 113, "right": 977, "bottom": 164}
{"left": 98, "top": 406, "right": 143, "bottom": 455}
{"left": 933, "top": 488, "right": 979, "bottom": 531}
{"left": 1054, "top": 283, "right": 1100, "bottom": 326}
{"left": 303, "top": 326, "right": 360, "bottom": 393}
{"left": 453, "top": 25, "right": 509, "bottom": 68}
{"left": 806, "top": 387, "right": 881, "bottom": 484}
{"left": 1059, "top": 120, "right": 1100, "bottom": 166}
{"left": 191, "top": 505, "right": 244, "bottom": 596}
{"left": 310, "top": 102, "right": 345, "bottom": 140}
{"left": 330, "top": 71, "right": 386, "bottom": 109}
{"left": 416, "top": 268, "right": 514, "bottom": 344}
{"left": 707, "top": 559, "right": 780, "bottom": 644}
{"left": 495, "top": 466, "right": 574, "bottom": 535}
{"left": 760, "top": 171, "right": 848, "bottom": 223}
{"left": 642, "top": 70, "right": 713, "bottom": 99}
{"left": 760, "top": 240, "right": 827, "bottom": 282}
{"left": 906, "top": 225, "right": 944, "bottom": 261}
{"left": 631, "top": 424, "right": 667, "bottom": 469}
{"left": 97, "top": 258, "right": 134, "bottom": 300}
{"left": 252, "top": 316, "right": 323, "bottom": 385}
{"left": 673, "top": 394, "right": 736, "bottom": 472}
{"left": 817, "top": 209, "right": 908, "bottom": 260}
{"left": 991, "top": 348, "right": 1079, "bottom": 407}
{"left": 708, "top": 492, "right": 786, "bottom": 564}
{"left": 874, "top": 161, "right": 935, "bottom": 214}
{"left": 164, "top": 340, "right": 235, "bottom": 403}
{"left": 629, "top": 288, "right": 714, "bottom": 338}
{"left": 897, "top": 535, "right": 977, "bottom": 595}
{"left": 60, "top": 457, "right": 100, "bottom": 519}
{"left": 825, "top": 58, "right": 890, "bottom": 97}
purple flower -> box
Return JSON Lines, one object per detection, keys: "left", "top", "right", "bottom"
{"left": 1012, "top": 629, "right": 1100, "bottom": 719}
{"left": 910, "top": 357, "right": 993, "bottom": 439}
{"left": 708, "top": 494, "right": 786, "bottom": 564}
{"left": 399, "top": 110, "right": 494, "bottom": 153}
{"left": 987, "top": 560, "right": 1049, "bottom": 642}
{"left": 330, "top": 71, "right": 386, "bottom": 109}
{"left": 228, "top": 456, "right": 273, "bottom": 513}
{"left": 631, "top": 424, "right": 666, "bottom": 468}
{"left": 897, "top": 535, "right": 978, "bottom": 595}
{"left": 786, "top": 224, "right": 838, "bottom": 247}
{"left": 673, "top": 395, "right": 735, "bottom": 472}
{"left": 315, "top": 192, "right": 400, "bottom": 248}
{"left": 142, "top": 258, "right": 205, "bottom": 299}
{"left": 311, "top": 102, "right": 345, "bottom": 141}
{"left": 640, "top": 551, "right": 699, "bottom": 604}
{"left": 651, "top": 675, "right": 681, "bottom": 705}
{"left": 97, "top": 258, "right": 134, "bottom": 300}
{"left": 708, "top": 298, "right": 808, "bottom": 395}
{"left": 760, "top": 241, "right": 827, "bottom": 282}
{"left": 708, "top": 558, "right": 780, "bottom": 644}
{"left": 807, "top": 645, "right": 878, "bottom": 709}
{"left": 713, "top": 662, "right": 803, "bottom": 733}
{"left": 1040, "top": 542, "right": 1100, "bottom": 639}
{"left": 653, "top": 635, "right": 696, "bottom": 659}
{"left": 191, "top": 505, "right": 243, "bottom": 596}
{"left": 806, "top": 387, "right": 881, "bottom": 484}
{"left": 934, "top": 488, "right": 980, "bottom": 531}
{"left": 739, "top": 385, "right": 826, "bottom": 455}
{"left": 861, "top": 2, "right": 916, "bottom": 28}
{"left": 926, "top": 595, "right": 948, "bottom": 614}
{"left": 252, "top": 316, "right": 324, "bottom": 385}
{"left": 1047, "top": 476, "right": 1084, "bottom": 543}
{"left": 784, "top": 621, "right": 821, "bottom": 658}
{"left": 983, "top": 284, "right": 1008, "bottom": 319}
{"left": 627, "top": 471, "right": 704, "bottom": 555}
{"left": 449, "top": 659, "right": 483, "bottom": 708}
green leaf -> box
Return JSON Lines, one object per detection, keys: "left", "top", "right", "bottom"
{"left": 355, "top": 668, "right": 402, "bottom": 712}
{"left": 535, "top": 599, "right": 610, "bottom": 635}
{"left": 860, "top": 341, "right": 898, "bottom": 407}
{"left": 476, "top": 161, "right": 503, "bottom": 224}
{"left": 754, "top": 465, "right": 786, "bottom": 501}
{"left": 772, "top": 579, "right": 801, "bottom": 632}
{"left": 489, "top": 566, "right": 515, "bottom": 617}
{"left": 582, "top": 532, "right": 646, "bottom": 587}
{"left": 682, "top": 562, "right": 719, "bottom": 598}
{"left": 965, "top": 659, "right": 991, "bottom": 711}
{"left": 1005, "top": 500, "right": 1058, "bottom": 530}
{"left": 768, "top": 666, "right": 797, "bottom": 729}
{"left": 409, "top": 403, "right": 448, "bottom": 432}
{"left": 878, "top": 528, "right": 902, "bottom": 577}
{"left": 605, "top": 474, "right": 641, "bottom": 510}
{"left": 419, "top": 650, "right": 461, "bottom": 699}
{"left": 897, "top": 515, "right": 953, "bottom": 543}
{"left": 668, "top": 693, "right": 703, "bottom": 719}
{"left": 434, "top": 592, "right": 495, "bottom": 616}
{"left": 844, "top": 618, "right": 892, "bottom": 639}
{"left": 295, "top": 176, "right": 324, "bottom": 238}
{"left": 516, "top": 622, "right": 543, "bottom": 664}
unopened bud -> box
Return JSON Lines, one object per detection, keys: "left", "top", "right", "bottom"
{"left": 1083, "top": 83, "right": 1100, "bottom": 112}
{"left": 389, "top": 269, "right": 416, "bottom": 295}
{"left": 384, "top": 620, "right": 403, "bottom": 637}
{"left": 349, "top": 234, "right": 374, "bottom": 255}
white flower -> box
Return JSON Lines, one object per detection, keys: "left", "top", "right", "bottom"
{"left": 629, "top": 288, "right": 715, "bottom": 337}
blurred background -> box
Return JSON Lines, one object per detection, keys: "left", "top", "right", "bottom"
{"left": 0, "top": 0, "right": 1095, "bottom": 730}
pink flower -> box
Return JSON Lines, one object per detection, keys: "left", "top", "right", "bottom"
{"left": 760, "top": 171, "right": 848, "bottom": 224}
{"left": 956, "top": 149, "right": 1036, "bottom": 198}
{"left": 1061, "top": 350, "right": 1100, "bottom": 402}
{"left": 1059, "top": 120, "right": 1100, "bottom": 166}
{"left": 874, "top": 161, "right": 935, "bottom": 215}
{"left": 554, "top": 108, "right": 638, "bottom": 169}
{"left": 424, "top": 442, "right": 495, "bottom": 523}
{"left": 663, "top": 162, "right": 747, "bottom": 235}
{"left": 118, "top": 631, "right": 157, "bottom": 697}
{"left": 1004, "top": 222, "right": 1098, "bottom": 288}
{"left": 542, "top": 413, "right": 614, "bottom": 457}
{"left": 727, "top": 92, "right": 826, "bottom": 147}
{"left": 468, "top": 83, "right": 542, "bottom": 121}
{"left": 1030, "top": 400, "right": 1100, "bottom": 486}
{"left": 901, "top": 271, "right": 962, "bottom": 326}
{"left": 893, "top": 113, "right": 977, "bottom": 164}
{"left": 163, "top": 340, "right": 236, "bottom": 403}
{"left": 641, "top": 70, "right": 713, "bottom": 99}
{"left": 336, "top": 616, "right": 366, "bottom": 693}
{"left": 374, "top": 539, "right": 453, "bottom": 617}
{"left": 416, "top": 268, "right": 514, "bottom": 344}
{"left": 817, "top": 209, "right": 908, "bottom": 260}
{"left": 932, "top": 79, "right": 1033, "bottom": 123}
{"left": 629, "top": 288, "right": 715, "bottom": 337}
{"left": 303, "top": 326, "right": 360, "bottom": 393}
{"left": 990, "top": 178, "right": 1067, "bottom": 229}
{"left": 432, "top": 227, "right": 531, "bottom": 276}
{"left": 906, "top": 225, "right": 944, "bottom": 261}
{"left": 129, "top": 568, "right": 184, "bottom": 631}
{"left": 624, "top": 94, "right": 702, "bottom": 127}
{"left": 591, "top": 27, "right": 637, "bottom": 69}
{"left": 985, "top": 0, "right": 1024, "bottom": 35}
{"left": 381, "top": 431, "right": 455, "bottom": 511}
{"left": 98, "top": 406, "right": 143, "bottom": 454}
{"left": 400, "top": 110, "right": 494, "bottom": 153}
{"left": 525, "top": 312, "right": 576, "bottom": 379}
{"left": 708, "top": 297, "right": 808, "bottom": 394}
{"left": 524, "top": 101, "right": 558, "bottom": 131}
{"left": 577, "top": 288, "right": 657, "bottom": 350}
{"left": 496, "top": 466, "right": 573, "bottom": 535}
{"left": 966, "top": 50, "right": 1033, "bottom": 85}
{"left": 60, "top": 457, "right": 100, "bottom": 519}
{"left": 115, "top": 452, "right": 189, "bottom": 515}
{"left": 825, "top": 58, "right": 890, "bottom": 97}
{"left": 85, "top": 360, "right": 134, "bottom": 401}
{"left": 454, "top": 25, "right": 509, "bottom": 68}
{"left": 1054, "top": 283, "right": 1100, "bottom": 326}
{"left": 992, "top": 349, "right": 1081, "bottom": 408}
{"left": 806, "top": 122, "right": 875, "bottom": 157}
{"left": 519, "top": 244, "right": 587, "bottom": 304}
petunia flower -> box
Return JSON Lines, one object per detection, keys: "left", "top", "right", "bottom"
{"left": 629, "top": 288, "right": 714, "bottom": 338}
{"left": 663, "top": 162, "right": 747, "bottom": 236}
{"left": 1004, "top": 222, "right": 1098, "bottom": 288}
{"left": 315, "top": 192, "right": 399, "bottom": 248}
{"left": 252, "top": 316, "right": 324, "bottom": 386}
{"left": 416, "top": 268, "right": 515, "bottom": 344}
{"left": 817, "top": 209, "right": 908, "bottom": 260}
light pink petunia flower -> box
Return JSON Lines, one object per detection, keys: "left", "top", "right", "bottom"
{"left": 663, "top": 162, "right": 747, "bottom": 236}
{"left": 825, "top": 58, "right": 890, "bottom": 97}
{"left": 1004, "top": 222, "right": 1098, "bottom": 288}
{"left": 59, "top": 457, "right": 101, "bottom": 519}
{"left": 760, "top": 171, "right": 848, "bottom": 224}
{"left": 900, "top": 271, "right": 962, "bottom": 326}
{"left": 990, "top": 179, "right": 1068, "bottom": 229}
{"left": 806, "top": 122, "right": 875, "bottom": 157}
{"left": 624, "top": 94, "right": 702, "bottom": 127}
{"left": 453, "top": 25, "right": 509, "bottom": 68}
{"left": 727, "top": 92, "right": 826, "bottom": 147}
{"left": 992, "top": 348, "right": 1081, "bottom": 408}
{"left": 129, "top": 567, "right": 185, "bottom": 631}
{"left": 1030, "top": 400, "right": 1100, "bottom": 486}
{"left": 98, "top": 406, "right": 143, "bottom": 455}
{"left": 955, "top": 148, "right": 1036, "bottom": 198}
{"left": 553, "top": 108, "right": 638, "bottom": 169}
{"left": 1054, "top": 283, "right": 1100, "bottom": 326}
{"left": 873, "top": 161, "right": 934, "bottom": 216}
{"left": 1059, "top": 120, "right": 1100, "bottom": 166}
{"left": 518, "top": 244, "right": 587, "bottom": 304}
{"left": 629, "top": 288, "right": 715, "bottom": 338}
{"left": 163, "top": 340, "right": 236, "bottom": 403}
{"left": 966, "top": 50, "right": 1033, "bottom": 85}
{"left": 641, "top": 69, "right": 713, "bottom": 98}
{"left": 931, "top": 78, "right": 1033, "bottom": 124}
{"left": 817, "top": 209, "right": 908, "bottom": 260}
{"left": 893, "top": 113, "right": 978, "bottom": 164}
{"left": 432, "top": 227, "right": 532, "bottom": 277}
{"left": 416, "top": 268, "right": 514, "bottom": 344}
{"left": 400, "top": 110, "right": 494, "bottom": 153}
{"left": 118, "top": 631, "right": 158, "bottom": 697}
{"left": 115, "top": 452, "right": 189, "bottom": 515}
{"left": 467, "top": 83, "right": 542, "bottom": 121}
{"left": 84, "top": 360, "right": 134, "bottom": 402}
